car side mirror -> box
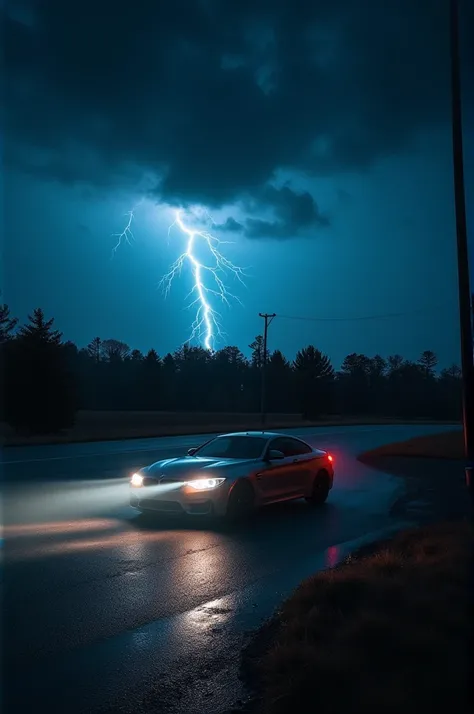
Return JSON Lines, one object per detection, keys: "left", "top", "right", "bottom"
{"left": 187, "top": 448, "right": 198, "bottom": 456}
{"left": 267, "top": 449, "right": 285, "bottom": 461}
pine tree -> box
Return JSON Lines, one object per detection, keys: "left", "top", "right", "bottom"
{"left": 5, "top": 309, "right": 77, "bottom": 434}
{"left": 18, "top": 308, "right": 62, "bottom": 345}
{"left": 418, "top": 350, "right": 438, "bottom": 377}
{"left": 87, "top": 337, "right": 102, "bottom": 362}
{"left": 294, "top": 346, "right": 334, "bottom": 418}
{"left": 249, "top": 335, "right": 264, "bottom": 369}
{"left": 0, "top": 305, "right": 18, "bottom": 420}
{"left": 0, "top": 304, "right": 18, "bottom": 343}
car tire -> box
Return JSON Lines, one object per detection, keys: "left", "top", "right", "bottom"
{"left": 306, "top": 470, "right": 330, "bottom": 506}
{"left": 226, "top": 480, "right": 255, "bottom": 520}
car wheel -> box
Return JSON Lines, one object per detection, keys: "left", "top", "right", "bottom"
{"left": 226, "top": 480, "right": 255, "bottom": 520}
{"left": 306, "top": 470, "right": 330, "bottom": 506}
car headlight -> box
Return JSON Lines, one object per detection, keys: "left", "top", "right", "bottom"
{"left": 131, "top": 473, "right": 144, "bottom": 487}
{"left": 187, "top": 478, "right": 225, "bottom": 491}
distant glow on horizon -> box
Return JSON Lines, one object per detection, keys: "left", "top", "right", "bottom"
{"left": 114, "top": 203, "right": 246, "bottom": 351}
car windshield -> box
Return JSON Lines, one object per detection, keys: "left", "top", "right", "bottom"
{"left": 193, "top": 435, "right": 267, "bottom": 460}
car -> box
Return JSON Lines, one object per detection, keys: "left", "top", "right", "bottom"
{"left": 129, "top": 431, "right": 334, "bottom": 519}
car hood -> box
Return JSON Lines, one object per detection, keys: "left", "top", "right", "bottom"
{"left": 144, "top": 456, "right": 256, "bottom": 481}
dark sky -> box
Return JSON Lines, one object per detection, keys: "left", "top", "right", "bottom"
{"left": 4, "top": 0, "right": 474, "bottom": 366}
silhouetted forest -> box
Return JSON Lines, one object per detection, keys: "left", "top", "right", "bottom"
{"left": 1, "top": 305, "right": 467, "bottom": 434}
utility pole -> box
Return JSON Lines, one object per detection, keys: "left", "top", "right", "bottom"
{"left": 450, "top": 0, "right": 474, "bottom": 504}
{"left": 259, "top": 313, "right": 276, "bottom": 426}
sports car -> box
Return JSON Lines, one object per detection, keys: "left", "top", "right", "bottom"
{"left": 129, "top": 431, "right": 334, "bottom": 519}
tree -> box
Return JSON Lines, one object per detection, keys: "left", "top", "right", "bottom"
{"left": 4, "top": 304, "right": 464, "bottom": 421}
{"left": 441, "top": 364, "right": 462, "bottom": 380}
{"left": 415, "top": 350, "right": 439, "bottom": 415}
{"left": 294, "top": 346, "right": 335, "bottom": 418}
{"left": 267, "top": 350, "right": 295, "bottom": 412}
{"left": 385, "top": 354, "right": 407, "bottom": 416}
{"left": 211, "top": 346, "right": 247, "bottom": 411}
{"left": 418, "top": 350, "right": 438, "bottom": 378}
{"left": 87, "top": 337, "right": 102, "bottom": 362}
{"left": 396, "top": 361, "right": 428, "bottom": 417}
{"left": 249, "top": 335, "right": 264, "bottom": 369}
{"left": 365, "top": 355, "right": 387, "bottom": 414}
{"left": 138, "top": 349, "right": 161, "bottom": 409}
{"left": 173, "top": 345, "right": 211, "bottom": 409}
{"left": 5, "top": 309, "right": 77, "bottom": 434}
{"left": 18, "top": 308, "right": 62, "bottom": 345}
{"left": 0, "top": 305, "right": 18, "bottom": 420}
{"left": 161, "top": 353, "right": 177, "bottom": 409}
{"left": 368, "top": 355, "right": 387, "bottom": 381}
{"left": 62, "top": 341, "right": 80, "bottom": 378}
{"left": 94, "top": 339, "right": 131, "bottom": 408}
{"left": 144, "top": 348, "right": 159, "bottom": 363}
{"left": 0, "top": 304, "right": 18, "bottom": 343}
{"left": 83, "top": 338, "right": 105, "bottom": 408}
{"left": 437, "top": 364, "right": 462, "bottom": 420}
{"left": 339, "top": 353, "right": 372, "bottom": 414}
{"left": 101, "top": 339, "right": 130, "bottom": 362}
{"left": 243, "top": 336, "right": 264, "bottom": 410}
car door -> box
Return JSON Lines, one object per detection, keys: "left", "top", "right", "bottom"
{"left": 280, "top": 437, "right": 315, "bottom": 493}
{"left": 255, "top": 437, "right": 302, "bottom": 502}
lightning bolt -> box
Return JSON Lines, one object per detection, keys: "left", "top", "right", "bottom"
{"left": 113, "top": 204, "right": 246, "bottom": 351}
{"left": 161, "top": 209, "right": 245, "bottom": 351}
{"left": 111, "top": 209, "right": 135, "bottom": 256}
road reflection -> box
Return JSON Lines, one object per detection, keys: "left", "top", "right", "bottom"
{"left": 3, "top": 519, "right": 120, "bottom": 537}
{"left": 325, "top": 544, "right": 341, "bottom": 567}
{"left": 4, "top": 516, "right": 223, "bottom": 562}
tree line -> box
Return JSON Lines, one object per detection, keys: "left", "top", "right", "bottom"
{"left": 0, "top": 304, "right": 467, "bottom": 435}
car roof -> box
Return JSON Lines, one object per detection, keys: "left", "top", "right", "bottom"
{"left": 219, "top": 431, "right": 292, "bottom": 439}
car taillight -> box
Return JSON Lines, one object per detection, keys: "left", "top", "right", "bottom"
{"left": 327, "top": 454, "right": 333, "bottom": 463}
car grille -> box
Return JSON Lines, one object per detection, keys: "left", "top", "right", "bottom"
{"left": 139, "top": 499, "right": 184, "bottom": 513}
{"left": 142, "top": 476, "right": 184, "bottom": 486}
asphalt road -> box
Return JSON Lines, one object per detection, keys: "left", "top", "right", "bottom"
{"left": 1, "top": 424, "right": 456, "bottom": 714}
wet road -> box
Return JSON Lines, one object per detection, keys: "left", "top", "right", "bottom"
{"left": 1, "top": 424, "right": 456, "bottom": 714}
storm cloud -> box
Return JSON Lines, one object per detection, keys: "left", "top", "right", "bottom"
{"left": 5, "top": 0, "right": 470, "bottom": 236}
{"left": 217, "top": 185, "right": 329, "bottom": 238}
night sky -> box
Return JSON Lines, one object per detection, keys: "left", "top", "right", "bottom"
{"left": 4, "top": 0, "right": 474, "bottom": 367}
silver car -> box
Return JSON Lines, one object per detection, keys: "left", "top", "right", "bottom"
{"left": 129, "top": 431, "right": 334, "bottom": 519}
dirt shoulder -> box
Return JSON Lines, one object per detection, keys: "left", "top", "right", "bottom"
{"left": 358, "top": 429, "right": 463, "bottom": 461}
{"left": 242, "top": 520, "right": 472, "bottom": 714}
{"left": 2, "top": 411, "right": 459, "bottom": 447}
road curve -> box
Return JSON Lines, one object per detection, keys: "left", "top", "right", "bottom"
{"left": 2, "top": 424, "right": 455, "bottom": 714}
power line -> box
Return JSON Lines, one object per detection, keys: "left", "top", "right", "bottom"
{"left": 276, "top": 304, "right": 453, "bottom": 324}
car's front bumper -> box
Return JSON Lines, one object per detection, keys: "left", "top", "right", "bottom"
{"left": 130, "top": 480, "right": 230, "bottom": 517}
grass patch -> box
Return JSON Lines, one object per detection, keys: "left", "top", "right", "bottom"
{"left": 250, "top": 521, "right": 472, "bottom": 714}
{"left": 1, "top": 411, "right": 459, "bottom": 446}
{"left": 359, "top": 429, "right": 464, "bottom": 462}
